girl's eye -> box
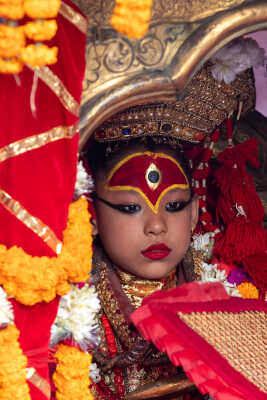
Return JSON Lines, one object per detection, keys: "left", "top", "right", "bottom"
{"left": 118, "top": 204, "right": 141, "bottom": 214}
{"left": 165, "top": 201, "right": 189, "bottom": 213}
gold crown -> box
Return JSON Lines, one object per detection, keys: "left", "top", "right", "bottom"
{"left": 94, "top": 63, "right": 255, "bottom": 144}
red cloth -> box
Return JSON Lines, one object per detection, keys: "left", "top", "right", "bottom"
{"left": 0, "top": 1, "right": 87, "bottom": 398}
{"left": 131, "top": 282, "right": 267, "bottom": 400}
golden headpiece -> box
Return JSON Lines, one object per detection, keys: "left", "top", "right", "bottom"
{"left": 93, "top": 62, "right": 255, "bottom": 144}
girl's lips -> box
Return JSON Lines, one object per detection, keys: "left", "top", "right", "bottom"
{"left": 141, "top": 244, "right": 171, "bottom": 260}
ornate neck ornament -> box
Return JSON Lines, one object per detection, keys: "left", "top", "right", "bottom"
{"left": 115, "top": 267, "right": 177, "bottom": 308}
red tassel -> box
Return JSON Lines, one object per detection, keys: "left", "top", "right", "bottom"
{"left": 226, "top": 118, "right": 233, "bottom": 139}
{"left": 201, "top": 148, "right": 213, "bottom": 163}
{"left": 211, "top": 129, "right": 220, "bottom": 143}
{"left": 218, "top": 138, "right": 260, "bottom": 170}
{"left": 193, "top": 187, "right": 206, "bottom": 196}
{"left": 242, "top": 253, "right": 267, "bottom": 293}
{"left": 192, "top": 165, "right": 210, "bottom": 179}
{"left": 213, "top": 218, "right": 267, "bottom": 264}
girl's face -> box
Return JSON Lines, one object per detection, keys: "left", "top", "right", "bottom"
{"left": 92, "top": 150, "right": 199, "bottom": 280}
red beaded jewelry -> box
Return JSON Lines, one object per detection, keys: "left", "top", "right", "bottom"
{"left": 101, "top": 314, "right": 125, "bottom": 398}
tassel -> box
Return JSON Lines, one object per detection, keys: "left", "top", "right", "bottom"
{"left": 242, "top": 254, "right": 267, "bottom": 293}
{"left": 213, "top": 218, "right": 267, "bottom": 264}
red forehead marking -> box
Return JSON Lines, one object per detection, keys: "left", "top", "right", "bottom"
{"left": 105, "top": 152, "right": 189, "bottom": 213}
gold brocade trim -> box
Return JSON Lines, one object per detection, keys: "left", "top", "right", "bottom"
{"left": 0, "top": 124, "right": 78, "bottom": 163}
{"left": 96, "top": 263, "right": 135, "bottom": 348}
{"left": 27, "top": 369, "right": 50, "bottom": 399}
{"left": 59, "top": 2, "right": 88, "bottom": 34}
{"left": 117, "top": 268, "right": 177, "bottom": 308}
{"left": 28, "top": 66, "right": 80, "bottom": 117}
{"left": 0, "top": 189, "right": 62, "bottom": 254}
{"left": 178, "top": 310, "right": 267, "bottom": 393}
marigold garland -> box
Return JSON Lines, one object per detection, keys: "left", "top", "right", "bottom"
{"left": 0, "top": 1, "right": 24, "bottom": 20}
{"left": 0, "top": 0, "right": 61, "bottom": 73}
{"left": 0, "top": 324, "right": 31, "bottom": 400}
{"left": 53, "top": 344, "right": 94, "bottom": 400}
{"left": 24, "top": 20, "right": 58, "bottom": 41}
{"left": 0, "top": 197, "right": 93, "bottom": 306}
{"left": 236, "top": 282, "right": 259, "bottom": 299}
{"left": 0, "top": 25, "right": 25, "bottom": 58}
{"left": 111, "top": 0, "right": 153, "bottom": 39}
{"left": 20, "top": 43, "right": 58, "bottom": 66}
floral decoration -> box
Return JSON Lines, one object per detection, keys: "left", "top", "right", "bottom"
{"left": 75, "top": 160, "right": 94, "bottom": 198}
{"left": 236, "top": 282, "right": 259, "bottom": 299}
{"left": 0, "top": 285, "right": 14, "bottom": 324}
{"left": 53, "top": 344, "right": 94, "bottom": 400}
{"left": 211, "top": 37, "right": 265, "bottom": 84}
{"left": 0, "top": 289, "right": 31, "bottom": 400}
{"left": 51, "top": 281, "right": 100, "bottom": 397}
{"left": 0, "top": 197, "right": 93, "bottom": 305}
{"left": 51, "top": 282, "right": 101, "bottom": 350}
{"left": 192, "top": 233, "right": 259, "bottom": 298}
{"left": 0, "top": 0, "right": 60, "bottom": 73}
{"left": 111, "top": 0, "right": 153, "bottom": 39}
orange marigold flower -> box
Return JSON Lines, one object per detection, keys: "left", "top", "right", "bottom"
{"left": 0, "top": 0, "right": 24, "bottom": 20}
{"left": 0, "top": 26, "right": 25, "bottom": 58}
{"left": 24, "top": 0, "right": 61, "bottom": 19}
{"left": 24, "top": 19, "right": 58, "bottom": 41}
{"left": 54, "top": 344, "right": 94, "bottom": 400}
{"left": 0, "top": 325, "right": 31, "bottom": 400}
{"left": 0, "top": 57, "right": 23, "bottom": 74}
{"left": 111, "top": 0, "right": 153, "bottom": 39}
{"left": 0, "top": 198, "right": 92, "bottom": 305}
{"left": 20, "top": 43, "right": 58, "bottom": 66}
{"left": 236, "top": 282, "right": 259, "bottom": 299}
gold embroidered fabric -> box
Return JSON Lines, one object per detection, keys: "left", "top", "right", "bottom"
{"left": 60, "top": 2, "right": 88, "bottom": 34}
{"left": 0, "top": 124, "right": 78, "bottom": 163}
{"left": 95, "top": 260, "right": 135, "bottom": 347}
{"left": 94, "top": 64, "right": 255, "bottom": 144}
{"left": 27, "top": 370, "right": 51, "bottom": 399}
{"left": 178, "top": 310, "right": 267, "bottom": 393}
{"left": 0, "top": 189, "right": 62, "bottom": 254}
{"left": 28, "top": 66, "right": 80, "bottom": 117}
{"left": 117, "top": 268, "right": 177, "bottom": 308}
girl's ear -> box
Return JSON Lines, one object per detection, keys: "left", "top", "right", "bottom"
{"left": 191, "top": 195, "right": 199, "bottom": 232}
{"left": 91, "top": 218, "right": 98, "bottom": 237}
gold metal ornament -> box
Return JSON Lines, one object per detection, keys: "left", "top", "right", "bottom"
{"left": 145, "top": 163, "right": 162, "bottom": 190}
{"left": 77, "top": 0, "right": 267, "bottom": 150}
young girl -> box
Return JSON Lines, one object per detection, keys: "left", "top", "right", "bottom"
{"left": 82, "top": 45, "right": 267, "bottom": 397}
{"left": 87, "top": 136, "right": 202, "bottom": 399}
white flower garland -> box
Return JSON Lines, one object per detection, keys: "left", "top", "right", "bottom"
{"left": 51, "top": 282, "right": 101, "bottom": 350}
{"left": 211, "top": 37, "right": 265, "bottom": 84}
{"left": 75, "top": 160, "right": 94, "bottom": 197}
{"left": 192, "top": 233, "right": 241, "bottom": 297}
{"left": 0, "top": 286, "right": 14, "bottom": 325}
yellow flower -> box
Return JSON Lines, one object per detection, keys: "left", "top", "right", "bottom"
{"left": 24, "top": 19, "right": 58, "bottom": 41}
{"left": 0, "top": 57, "right": 23, "bottom": 74}
{"left": 20, "top": 44, "right": 58, "bottom": 66}
{"left": 236, "top": 282, "right": 259, "bottom": 299}
{"left": 0, "top": 198, "right": 93, "bottom": 305}
{"left": 0, "top": 325, "right": 31, "bottom": 400}
{"left": 0, "top": 0, "right": 24, "bottom": 20}
{"left": 111, "top": 0, "right": 153, "bottom": 39}
{"left": 53, "top": 344, "right": 94, "bottom": 400}
{"left": 24, "top": 0, "right": 61, "bottom": 19}
{"left": 0, "top": 25, "right": 25, "bottom": 58}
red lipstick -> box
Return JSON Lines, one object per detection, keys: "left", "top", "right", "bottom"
{"left": 141, "top": 243, "right": 171, "bottom": 260}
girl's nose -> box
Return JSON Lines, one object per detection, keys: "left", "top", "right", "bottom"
{"left": 144, "top": 211, "right": 167, "bottom": 236}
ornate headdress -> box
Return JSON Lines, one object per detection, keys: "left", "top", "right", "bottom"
{"left": 88, "top": 38, "right": 267, "bottom": 298}
{"left": 94, "top": 63, "right": 255, "bottom": 144}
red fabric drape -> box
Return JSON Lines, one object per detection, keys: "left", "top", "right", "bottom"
{"left": 0, "top": 1, "right": 87, "bottom": 398}
{"left": 131, "top": 283, "right": 267, "bottom": 400}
